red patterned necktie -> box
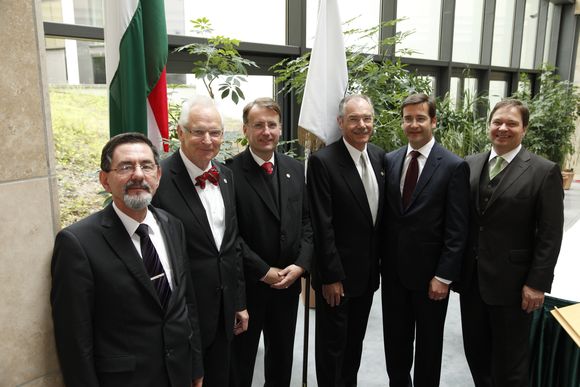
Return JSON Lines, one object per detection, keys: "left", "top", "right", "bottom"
{"left": 402, "top": 150, "right": 420, "bottom": 209}
{"left": 195, "top": 166, "right": 220, "bottom": 189}
{"left": 261, "top": 162, "right": 274, "bottom": 175}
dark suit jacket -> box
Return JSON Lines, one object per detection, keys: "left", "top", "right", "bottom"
{"left": 226, "top": 148, "right": 313, "bottom": 291}
{"left": 458, "top": 148, "right": 564, "bottom": 305}
{"left": 307, "top": 139, "right": 385, "bottom": 297}
{"left": 382, "top": 142, "right": 470, "bottom": 289}
{"left": 51, "top": 204, "right": 202, "bottom": 387}
{"left": 152, "top": 152, "right": 245, "bottom": 346}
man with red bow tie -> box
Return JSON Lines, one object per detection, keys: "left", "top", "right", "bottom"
{"left": 153, "top": 95, "right": 248, "bottom": 387}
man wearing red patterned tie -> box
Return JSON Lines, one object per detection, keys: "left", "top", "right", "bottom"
{"left": 153, "top": 95, "right": 248, "bottom": 387}
{"left": 226, "top": 98, "right": 313, "bottom": 387}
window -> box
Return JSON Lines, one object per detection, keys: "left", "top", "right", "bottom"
{"left": 175, "top": 0, "right": 286, "bottom": 44}
{"left": 167, "top": 75, "right": 275, "bottom": 156}
{"left": 543, "top": 3, "right": 555, "bottom": 65}
{"left": 491, "top": 0, "right": 515, "bottom": 67}
{"left": 520, "top": 0, "right": 540, "bottom": 69}
{"left": 307, "top": 0, "right": 381, "bottom": 54}
{"left": 489, "top": 80, "right": 508, "bottom": 109}
{"left": 452, "top": 0, "right": 485, "bottom": 64}
{"left": 396, "top": 0, "right": 442, "bottom": 60}
{"left": 45, "top": 38, "right": 105, "bottom": 85}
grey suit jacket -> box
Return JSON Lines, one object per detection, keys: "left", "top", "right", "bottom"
{"left": 459, "top": 147, "right": 564, "bottom": 305}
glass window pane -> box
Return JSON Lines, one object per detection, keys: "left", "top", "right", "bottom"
{"left": 167, "top": 75, "right": 275, "bottom": 157}
{"left": 543, "top": 3, "right": 555, "bottom": 65}
{"left": 450, "top": 77, "right": 461, "bottom": 110}
{"left": 42, "top": 0, "right": 104, "bottom": 27}
{"left": 173, "top": 0, "right": 285, "bottom": 44}
{"left": 396, "top": 0, "right": 442, "bottom": 60}
{"left": 491, "top": 0, "right": 515, "bottom": 67}
{"left": 45, "top": 38, "right": 105, "bottom": 85}
{"left": 452, "top": 0, "right": 484, "bottom": 64}
{"left": 489, "top": 80, "right": 508, "bottom": 110}
{"left": 520, "top": 0, "right": 539, "bottom": 69}
{"left": 306, "top": 0, "right": 381, "bottom": 54}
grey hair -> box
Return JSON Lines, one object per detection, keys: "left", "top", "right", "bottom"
{"left": 338, "top": 94, "right": 374, "bottom": 117}
{"left": 178, "top": 95, "right": 224, "bottom": 128}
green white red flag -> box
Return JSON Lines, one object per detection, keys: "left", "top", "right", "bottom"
{"left": 105, "top": 0, "right": 169, "bottom": 151}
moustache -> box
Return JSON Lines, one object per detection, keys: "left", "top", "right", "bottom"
{"left": 124, "top": 181, "right": 151, "bottom": 194}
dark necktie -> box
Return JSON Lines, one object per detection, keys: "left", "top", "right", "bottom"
{"left": 195, "top": 166, "right": 220, "bottom": 189}
{"left": 261, "top": 161, "right": 274, "bottom": 175}
{"left": 402, "top": 150, "right": 420, "bottom": 209}
{"left": 135, "top": 224, "right": 171, "bottom": 309}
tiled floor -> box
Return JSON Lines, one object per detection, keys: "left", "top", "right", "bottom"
{"left": 251, "top": 181, "right": 580, "bottom": 386}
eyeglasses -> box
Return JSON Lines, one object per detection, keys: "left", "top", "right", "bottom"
{"left": 184, "top": 127, "right": 224, "bottom": 138}
{"left": 110, "top": 163, "right": 158, "bottom": 176}
{"left": 250, "top": 121, "right": 280, "bottom": 131}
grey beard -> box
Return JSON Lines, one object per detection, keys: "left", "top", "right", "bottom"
{"left": 123, "top": 192, "right": 152, "bottom": 210}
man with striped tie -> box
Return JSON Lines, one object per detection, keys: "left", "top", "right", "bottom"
{"left": 51, "top": 133, "right": 203, "bottom": 387}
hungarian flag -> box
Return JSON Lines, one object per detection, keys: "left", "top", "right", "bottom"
{"left": 298, "top": 0, "right": 348, "bottom": 145}
{"left": 105, "top": 0, "right": 169, "bottom": 151}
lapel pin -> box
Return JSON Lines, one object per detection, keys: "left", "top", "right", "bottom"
{"left": 223, "top": 178, "right": 228, "bottom": 184}
{"left": 286, "top": 173, "right": 291, "bottom": 178}
{"left": 381, "top": 171, "right": 385, "bottom": 176}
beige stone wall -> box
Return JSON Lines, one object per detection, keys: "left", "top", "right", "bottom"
{"left": 0, "top": 0, "right": 63, "bottom": 386}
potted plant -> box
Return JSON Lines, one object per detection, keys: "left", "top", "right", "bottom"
{"left": 514, "top": 66, "right": 580, "bottom": 189}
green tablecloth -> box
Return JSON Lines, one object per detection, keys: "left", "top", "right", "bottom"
{"left": 530, "top": 295, "right": 580, "bottom": 387}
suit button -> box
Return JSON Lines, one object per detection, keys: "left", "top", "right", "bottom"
{"left": 479, "top": 226, "right": 484, "bottom": 231}
{"left": 165, "top": 349, "right": 173, "bottom": 358}
{"left": 216, "top": 286, "right": 223, "bottom": 293}
{"left": 280, "top": 233, "right": 286, "bottom": 242}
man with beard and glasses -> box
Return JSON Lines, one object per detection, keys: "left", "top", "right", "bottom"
{"left": 50, "top": 133, "right": 203, "bottom": 387}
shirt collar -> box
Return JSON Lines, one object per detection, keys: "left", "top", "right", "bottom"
{"left": 249, "top": 147, "right": 275, "bottom": 167}
{"left": 112, "top": 202, "right": 157, "bottom": 236}
{"left": 489, "top": 144, "right": 522, "bottom": 164}
{"left": 342, "top": 137, "right": 368, "bottom": 164}
{"left": 406, "top": 136, "right": 435, "bottom": 158}
{"left": 179, "top": 148, "right": 214, "bottom": 180}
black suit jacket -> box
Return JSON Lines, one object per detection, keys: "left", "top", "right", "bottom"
{"left": 458, "top": 148, "right": 564, "bottom": 305}
{"left": 382, "top": 142, "right": 470, "bottom": 289}
{"left": 51, "top": 205, "right": 202, "bottom": 387}
{"left": 307, "top": 139, "right": 385, "bottom": 297}
{"left": 152, "top": 152, "right": 245, "bottom": 346}
{"left": 226, "top": 148, "right": 313, "bottom": 290}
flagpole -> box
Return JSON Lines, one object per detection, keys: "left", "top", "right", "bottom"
{"left": 302, "top": 274, "right": 311, "bottom": 387}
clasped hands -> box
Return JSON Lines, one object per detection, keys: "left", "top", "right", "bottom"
{"left": 262, "top": 264, "right": 304, "bottom": 289}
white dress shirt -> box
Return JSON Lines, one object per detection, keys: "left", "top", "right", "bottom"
{"left": 113, "top": 202, "right": 174, "bottom": 289}
{"left": 489, "top": 144, "right": 522, "bottom": 166}
{"left": 249, "top": 147, "right": 275, "bottom": 168}
{"left": 179, "top": 149, "right": 226, "bottom": 250}
{"left": 399, "top": 136, "right": 435, "bottom": 195}
{"left": 343, "top": 138, "right": 379, "bottom": 223}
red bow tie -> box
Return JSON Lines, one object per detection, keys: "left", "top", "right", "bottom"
{"left": 195, "top": 166, "right": 220, "bottom": 189}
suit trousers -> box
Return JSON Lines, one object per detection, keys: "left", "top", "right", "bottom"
{"left": 381, "top": 276, "right": 449, "bottom": 387}
{"left": 231, "top": 284, "right": 299, "bottom": 387}
{"left": 315, "top": 290, "right": 374, "bottom": 387}
{"left": 203, "top": 296, "right": 233, "bottom": 387}
{"left": 459, "top": 270, "right": 531, "bottom": 387}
